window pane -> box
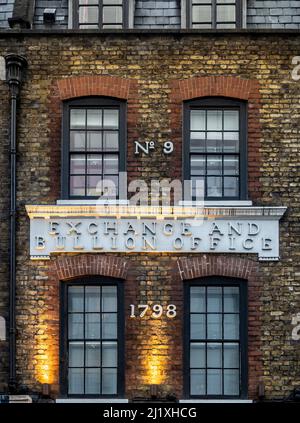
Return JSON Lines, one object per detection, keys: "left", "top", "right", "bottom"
{"left": 191, "top": 177, "right": 205, "bottom": 199}
{"left": 68, "top": 287, "right": 84, "bottom": 312}
{"left": 102, "top": 286, "right": 118, "bottom": 312}
{"left": 207, "top": 177, "right": 222, "bottom": 197}
{"left": 103, "top": 131, "right": 119, "bottom": 151}
{"left": 224, "top": 343, "right": 239, "bottom": 368}
{"left": 207, "top": 343, "right": 222, "bottom": 368}
{"left": 85, "top": 368, "right": 100, "bottom": 394}
{"left": 224, "top": 177, "right": 239, "bottom": 197}
{"left": 103, "top": 110, "right": 119, "bottom": 129}
{"left": 70, "top": 175, "right": 85, "bottom": 196}
{"left": 70, "top": 132, "right": 85, "bottom": 151}
{"left": 85, "top": 286, "right": 101, "bottom": 312}
{"left": 103, "top": 6, "right": 123, "bottom": 24}
{"left": 104, "top": 155, "right": 119, "bottom": 174}
{"left": 103, "top": 0, "right": 123, "bottom": 4}
{"left": 69, "top": 342, "right": 84, "bottom": 367}
{"left": 224, "top": 287, "right": 239, "bottom": 313}
{"left": 69, "top": 314, "right": 84, "bottom": 339}
{"left": 190, "top": 287, "right": 206, "bottom": 313}
{"left": 207, "top": 110, "right": 223, "bottom": 131}
{"left": 217, "top": 5, "right": 236, "bottom": 22}
{"left": 224, "top": 156, "right": 239, "bottom": 175}
{"left": 87, "top": 109, "right": 102, "bottom": 129}
{"left": 224, "top": 369, "right": 239, "bottom": 396}
{"left": 223, "top": 135, "right": 239, "bottom": 153}
{"left": 191, "top": 314, "right": 206, "bottom": 339}
{"left": 102, "top": 175, "right": 119, "bottom": 198}
{"left": 70, "top": 155, "right": 86, "bottom": 174}
{"left": 85, "top": 313, "right": 100, "bottom": 339}
{"left": 224, "top": 314, "right": 239, "bottom": 339}
{"left": 87, "top": 175, "right": 102, "bottom": 196}
{"left": 102, "top": 313, "right": 117, "bottom": 339}
{"left": 207, "top": 287, "right": 222, "bottom": 312}
{"left": 207, "top": 156, "right": 222, "bottom": 175}
{"left": 79, "top": 0, "right": 99, "bottom": 4}
{"left": 190, "top": 369, "right": 206, "bottom": 395}
{"left": 69, "top": 368, "right": 84, "bottom": 394}
{"left": 193, "top": 23, "right": 213, "bottom": 28}
{"left": 102, "top": 368, "right": 117, "bottom": 394}
{"left": 87, "top": 132, "right": 102, "bottom": 151}
{"left": 207, "top": 314, "right": 222, "bottom": 339}
{"left": 87, "top": 154, "right": 102, "bottom": 174}
{"left": 207, "top": 369, "right": 222, "bottom": 395}
{"left": 190, "top": 343, "right": 206, "bottom": 368}
{"left": 70, "top": 109, "right": 86, "bottom": 129}
{"left": 102, "top": 341, "right": 118, "bottom": 367}
{"left": 191, "top": 155, "right": 205, "bottom": 176}
{"left": 190, "top": 132, "right": 206, "bottom": 152}
{"left": 192, "top": 5, "right": 212, "bottom": 23}
{"left": 217, "top": 23, "right": 236, "bottom": 29}
{"left": 206, "top": 133, "right": 223, "bottom": 152}
{"left": 79, "top": 6, "right": 99, "bottom": 24}
{"left": 86, "top": 342, "right": 101, "bottom": 367}
{"left": 191, "top": 110, "right": 206, "bottom": 131}
{"left": 224, "top": 110, "right": 239, "bottom": 130}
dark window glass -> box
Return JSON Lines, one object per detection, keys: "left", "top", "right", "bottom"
{"left": 190, "top": 0, "right": 241, "bottom": 29}
{"left": 184, "top": 98, "right": 247, "bottom": 200}
{"left": 76, "top": 0, "right": 126, "bottom": 29}
{"left": 63, "top": 98, "right": 126, "bottom": 199}
{"left": 185, "top": 278, "right": 247, "bottom": 398}
{"left": 62, "top": 280, "right": 124, "bottom": 397}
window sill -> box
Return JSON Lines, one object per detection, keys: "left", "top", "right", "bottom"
{"left": 179, "top": 399, "right": 253, "bottom": 403}
{"left": 179, "top": 200, "right": 253, "bottom": 207}
{"left": 56, "top": 398, "right": 129, "bottom": 403}
{"left": 56, "top": 199, "right": 129, "bottom": 206}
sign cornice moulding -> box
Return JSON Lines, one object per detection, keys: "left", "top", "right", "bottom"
{"left": 25, "top": 204, "right": 287, "bottom": 221}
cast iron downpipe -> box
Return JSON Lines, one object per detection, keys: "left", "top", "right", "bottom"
{"left": 5, "top": 54, "right": 27, "bottom": 391}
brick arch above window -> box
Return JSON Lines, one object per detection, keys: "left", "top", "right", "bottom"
{"left": 53, "top": 254, "right": 130, "bottom": 281}
{"left": 177, "top": 255, "right": 258, "bottom": 281}
{"left": 170, "top": 76, "right": 260, "bottom": 102}
{"left": 56, "top": 75, "right": 137, "bottom": 101}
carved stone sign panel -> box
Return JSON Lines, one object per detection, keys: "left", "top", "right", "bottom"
{"left": 26, "top": 205, "right": 286, "bottom": 261}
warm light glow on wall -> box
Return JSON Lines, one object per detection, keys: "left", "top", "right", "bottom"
{"left": 142, "top": 321, "right": 170, "bottom": 386}
{"left": 35, "top": 325, "right": 56, "bottom": 385}
{"left": 144, "top": 351, "right": 167, "bottom": 385}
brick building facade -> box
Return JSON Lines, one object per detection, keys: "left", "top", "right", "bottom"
{"left": 0, "top": 0, "right": 300, "bottom": 403}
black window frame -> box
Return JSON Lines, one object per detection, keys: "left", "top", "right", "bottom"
{"left": 73, "top": 0, "right": 129, "bottom": 29}
{"left": 62, "top": 96, "right": 126, "bottom": 199}
{"left": 60, "top": 276, "right": 125, "bottom": 398}
{"left": 183, "top": 276, "right": 248, "bottom": 399}
{"left": 183, "top": 97, "right": 248, "bottom": 201}
{"left": 187, "top": 0, "right": 242, "bottom": 29}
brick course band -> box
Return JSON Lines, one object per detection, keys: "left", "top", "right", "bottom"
{"left": 53, "top": 254, "right": 130, "bottom": 280}
{"left": 169, "top": 76, "right": 262, "bottom": 201}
